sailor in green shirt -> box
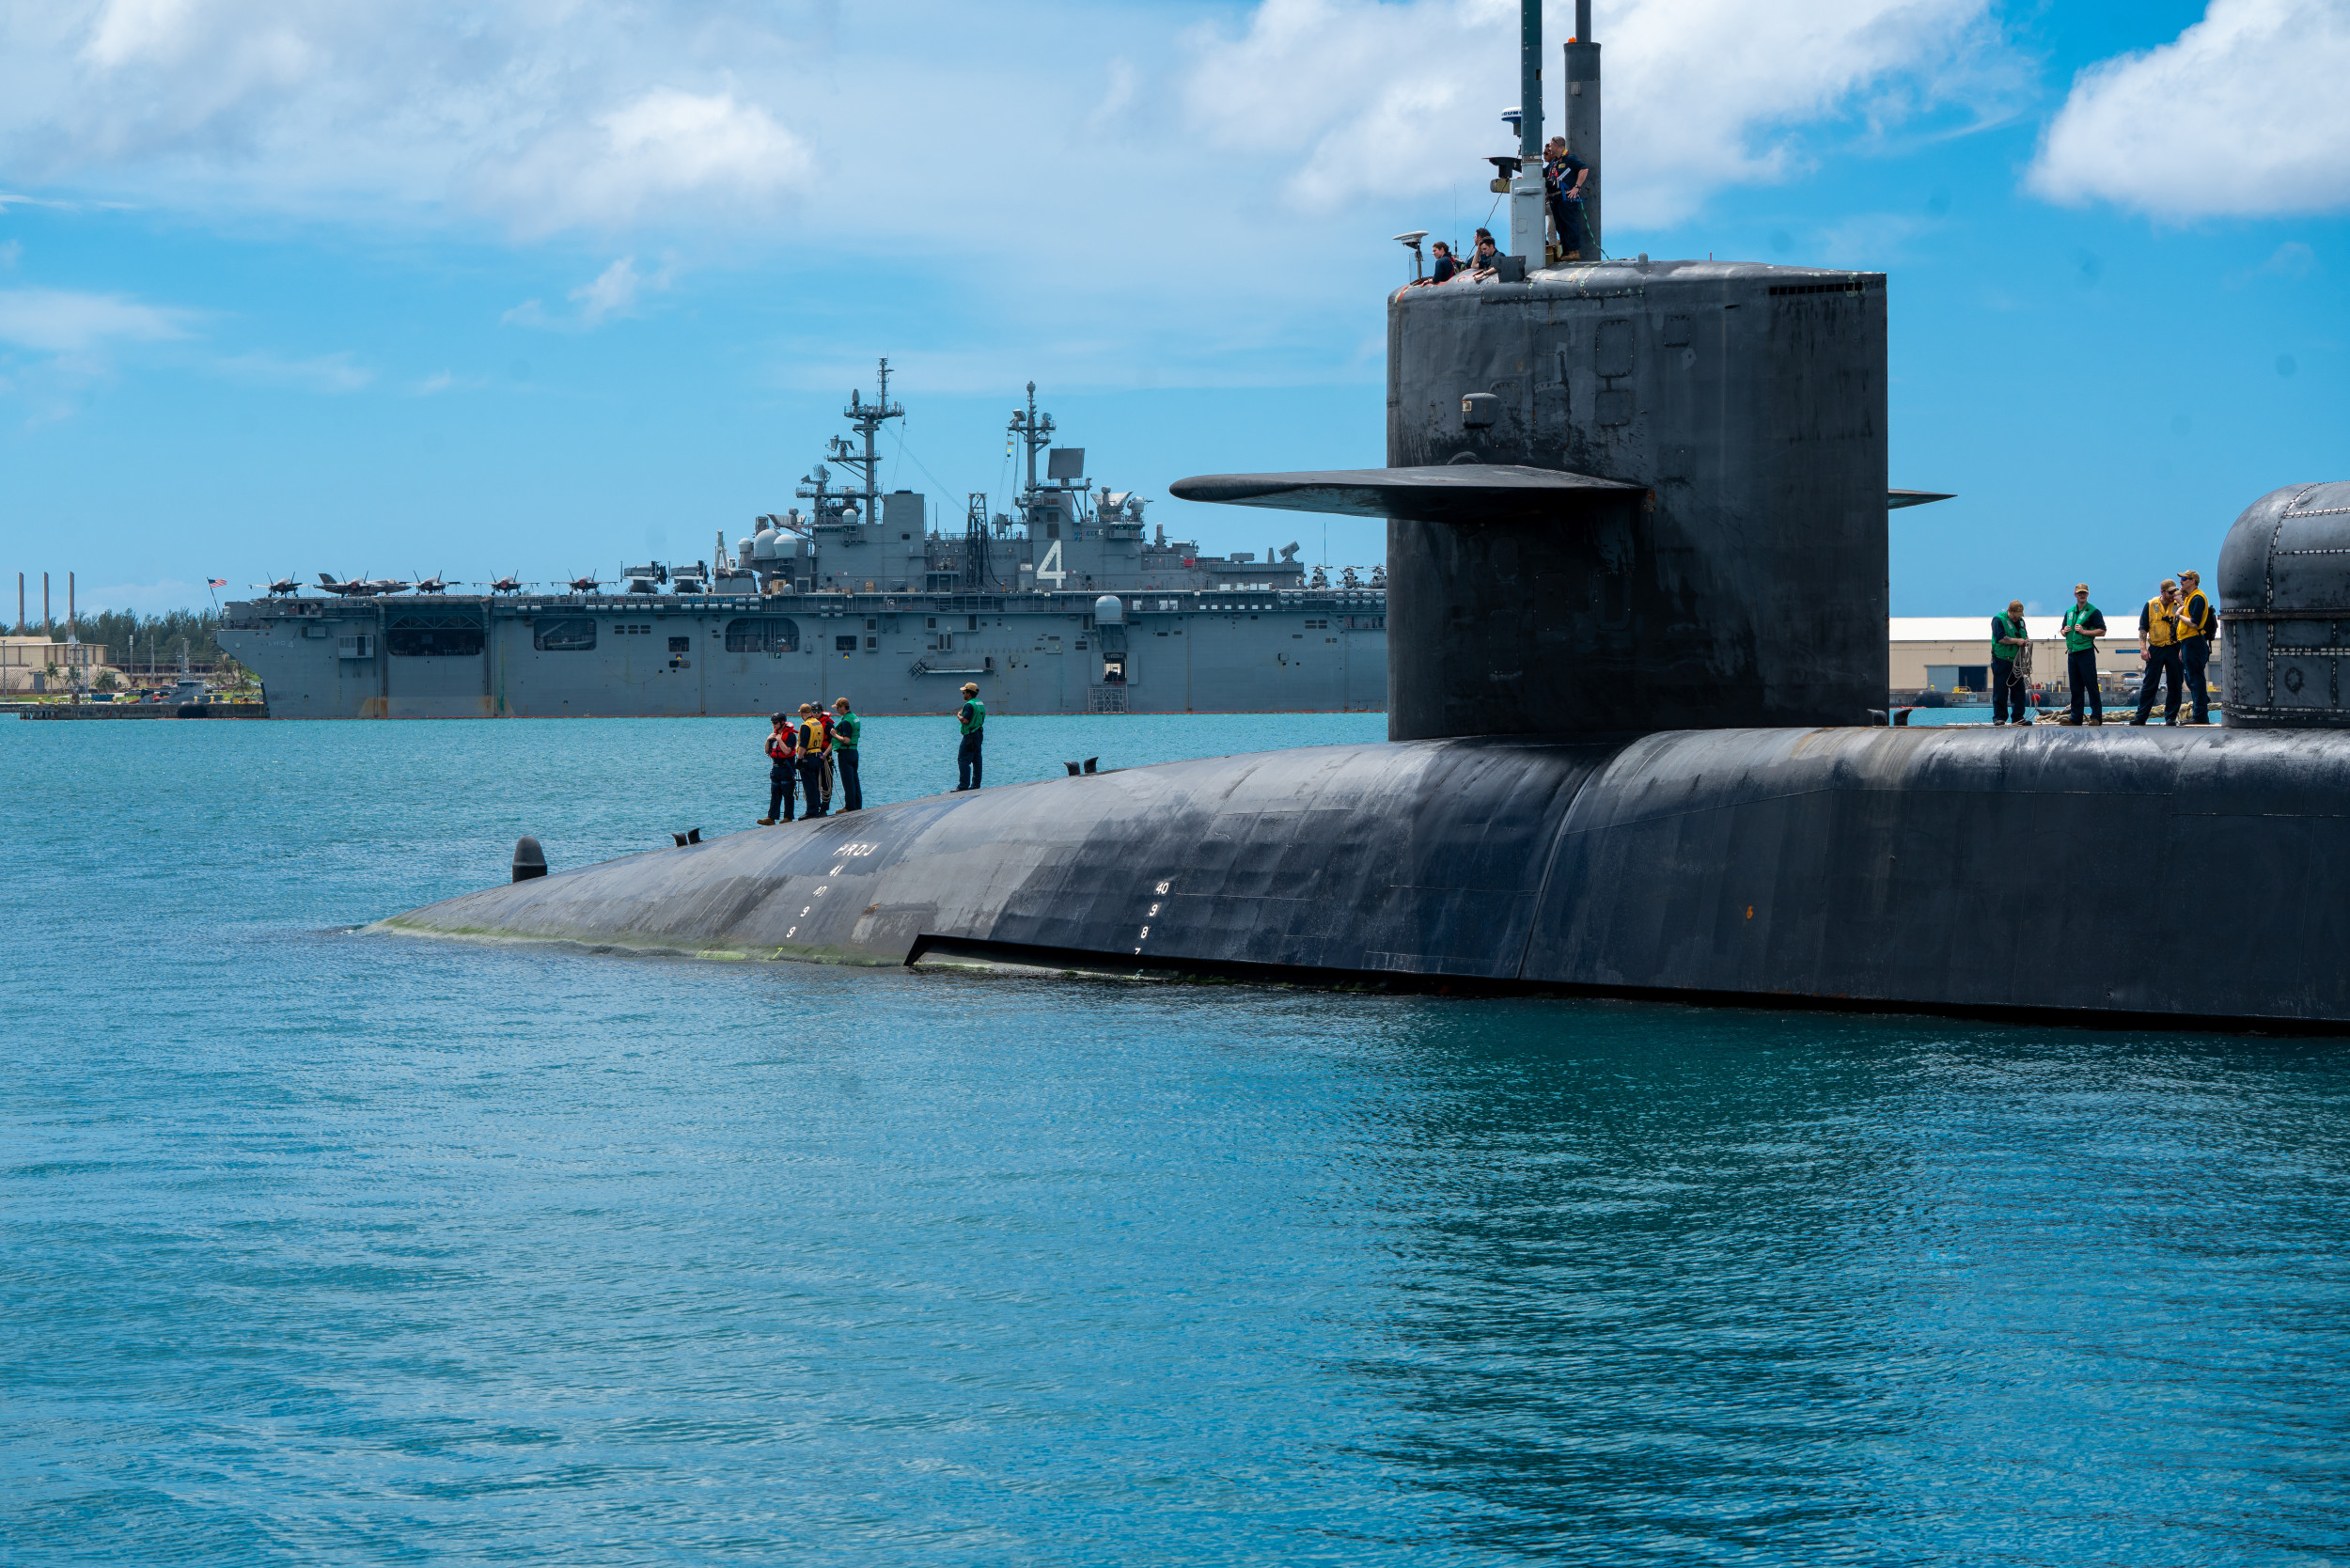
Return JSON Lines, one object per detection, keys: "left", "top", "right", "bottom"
{"left": 2059, "top": 582, "right": 2107, "bottom": 726}
{"left": 831, "top": 697, "right": 864, "bottom": 811}
{"left": 955, "top": 682, "right": 985, "bottom": 792}
{"left": 1991, "top": 599, "right": 2032, "bottom": 726}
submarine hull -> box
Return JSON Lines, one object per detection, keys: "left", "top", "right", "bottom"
{"left": 386, "top": 728, "right": 2350, "bottom": 1029}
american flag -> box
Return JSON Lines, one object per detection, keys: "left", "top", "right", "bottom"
{"left": 208, "top": 578, "right": 227, "bottom": 587}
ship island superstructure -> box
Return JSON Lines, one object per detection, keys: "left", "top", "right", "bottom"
{"left": 220, "top": 363, "right": 1387, "bottom": 718}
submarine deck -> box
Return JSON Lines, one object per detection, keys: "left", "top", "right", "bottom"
{"left": 384, "top": 726, "right": 2350, "bottom": 1030}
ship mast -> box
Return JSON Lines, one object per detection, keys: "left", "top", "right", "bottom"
{"left": 823, "top": 356, "right": 904, "bottom": 526}
{"left": 1008, "top": 382, "right": 1055, "bottom": 524}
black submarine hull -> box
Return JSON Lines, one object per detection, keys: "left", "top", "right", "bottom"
{"left": 385, "top": 727, "right": 2350, "bottom": 1029}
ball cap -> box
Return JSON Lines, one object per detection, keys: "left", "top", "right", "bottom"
{"left": 2074, "top": 583, "right": 2090, "bottom": 592}
{"left": 961, "top": 682, "right": 979, "bottom": 694}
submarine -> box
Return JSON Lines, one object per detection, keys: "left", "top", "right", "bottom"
{"left": 385, "top": 4, "right": 2350, "bottom": 1030}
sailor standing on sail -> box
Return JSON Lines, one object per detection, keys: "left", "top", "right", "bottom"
{"left": 1543, "top": 136, "right": 1590, "bottom": 261}
{"left": 955, "top": 682, "right": 985, "bottom": 791}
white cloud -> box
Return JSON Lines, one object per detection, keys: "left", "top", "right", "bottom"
{"left": 504, "top": 255, "right": 676, "bottom": 331}
{"left": 0, "top": 286, "right": 190, "bottom": 352}
{"left": 477, "top": 90, "right": 812, "bottom": 235}
{"left": 2029, "top": 0, "right": 2350, "bottom": 217}
{"left": 212, "top": 348, "right": 371, "bottom": 392}
{"left": 0, "top": 0, "right": 2040, "bottom": 394}
{"left": 2224, "top": 240, "right": 2320, "bottom": 288}
{"left": 1180, "top": 0, "right": 2011, "bottom": 226}
{"left": 572, "top": 255, "right": 664, "bottom": 323}
{"left": 1088, "top": 57, "right": 1140, "bottom": 134}
{"left": 0, "top": 2, "right": 820, "bottom": 236}
{"left": 2257, "top": 240, "right": 2318, "bottom": 277}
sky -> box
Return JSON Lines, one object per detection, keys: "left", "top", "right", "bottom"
{"left": 1, "top": 0, "right": 2344, "bottom": 620}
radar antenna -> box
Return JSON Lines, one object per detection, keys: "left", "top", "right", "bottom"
{"left": 820, "top": 356, "right": 904, "bottom": 528}
{"left": 794, "top": 463, "right": 839, "bottom": 525}
{"left": 1006, "top": 382, "right": 1091, "bottom": 528}
{"left": 1008, "top": 381, "right": 1056, "bottom": 516}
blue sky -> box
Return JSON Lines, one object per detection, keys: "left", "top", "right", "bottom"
{"left": 1, "top": 0, "right": 2343, "bottom": 619}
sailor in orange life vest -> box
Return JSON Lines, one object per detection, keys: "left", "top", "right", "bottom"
{"left": 759, "top": 713, "right": 798, "bottom": 825}
{"left": 795, "top": 703, "right": 830, "bottom": 818}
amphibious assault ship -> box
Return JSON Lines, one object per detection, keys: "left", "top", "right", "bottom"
{"left": 219, "top": 366, "right": 1386, "bottom": 718}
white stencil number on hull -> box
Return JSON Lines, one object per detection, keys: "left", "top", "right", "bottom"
{"left": 1037, "top": 541, "right": 1067, "bottom": 589}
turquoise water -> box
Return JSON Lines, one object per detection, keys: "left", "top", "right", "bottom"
{"left": 8, "top": 713, "right": 2350, "bottom": 1565}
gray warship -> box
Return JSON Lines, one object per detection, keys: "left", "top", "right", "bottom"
{"left": 218, "top": 368, "right": 1386, "bottom": 718}
{"left": 385, "top": 1, "right": 2350, "bottom": 1030}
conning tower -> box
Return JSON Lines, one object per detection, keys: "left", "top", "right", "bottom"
{"left": 1380, "top": 259, "right": 1888, "bottom": 740}
{"left": 1175, "top": 3, "right": 1916, "bottom": 743}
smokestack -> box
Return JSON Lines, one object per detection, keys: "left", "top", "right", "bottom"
{"left": 16, "top": 572, "right": 22, "bottom": 635}
{"left": 68, "top": 572, "right": 74, "bottom": 638}
{"left": 1507, "top": 0, "right": 1546, "bottom": 267}
{"left": 1565, "top": 2, "right": 1602, "bottom": 255}
{"left": 42, "top": 572, "right": 50, "bottom": 636}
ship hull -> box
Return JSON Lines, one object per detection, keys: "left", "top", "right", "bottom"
{"left": 219, "top": 589, "right": 1387, "bottom": 718}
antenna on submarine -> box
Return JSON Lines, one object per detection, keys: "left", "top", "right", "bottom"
{"left": 1504, "top": 0, "right": 1544, "bottom": 272}
{"left": 1566, "top": 0, "right": 1602, "bottom": 256}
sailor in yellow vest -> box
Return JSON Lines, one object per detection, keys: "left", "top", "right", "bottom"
{"left": 2132, "top": 577, "right": 2186, "bottom": 726}
{"left": 795, "top": 703, "right": 831, "bottom": 818}
{"left": 2176, "top": 568, "right": 2217, "bottom": 725}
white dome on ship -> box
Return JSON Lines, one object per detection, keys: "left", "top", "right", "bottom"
{"left": 752, "top": 527, "right": 778, "bottom": 560}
